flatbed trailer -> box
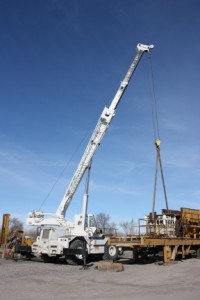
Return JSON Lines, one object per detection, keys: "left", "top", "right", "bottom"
{"left": 108, "top": 235, "right": 200, "bottom": 263}
{"left": 106, "top": 207, "right": 200, "bottom": 263}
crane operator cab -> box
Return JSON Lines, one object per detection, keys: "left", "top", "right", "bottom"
{"left": 74, "top": 214, "right": 102, "bottom": 237}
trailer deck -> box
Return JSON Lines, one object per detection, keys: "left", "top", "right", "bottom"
{"left": 108, "top": 235, "right": 200, "bottom": 262}
{"left": 107, "top": 208, "right": 200, "bottom": 262}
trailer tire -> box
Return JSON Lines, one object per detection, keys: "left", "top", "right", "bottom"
{"left": 66, "top": 240, "right": 86, "bottom": 265}
{"left": 103, "top": 244, "right": 119, "bottom": 261}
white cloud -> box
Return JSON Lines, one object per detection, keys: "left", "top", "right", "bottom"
{"left": 0, "top": 166, "right": 36, "bottom": 188}
{"left": 165, "top": 145, "right": 200, "bottom": 169}
{"left": 161, "top": 117, "right": 187, "bottom": 133}
{"left": 90, "top": 179, "right": 144, "bottom": 197}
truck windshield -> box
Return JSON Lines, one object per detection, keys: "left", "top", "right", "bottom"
{"left": 42, "top": 229, "right": 50, "bottom": 239}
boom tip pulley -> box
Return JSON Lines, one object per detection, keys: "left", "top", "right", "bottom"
{"left": 137, "top": 43, "right": 154, "bottom": 52}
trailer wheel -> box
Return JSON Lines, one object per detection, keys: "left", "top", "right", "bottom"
{"left": 66, "top": 240, "right": 86, "bottom": 265}
{"left": 103, "top": 244, "right": 119, "bottom": 261}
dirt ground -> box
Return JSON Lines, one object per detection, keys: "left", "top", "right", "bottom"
{"left": 0, "top": 257, "right": 200, "bottom": 300}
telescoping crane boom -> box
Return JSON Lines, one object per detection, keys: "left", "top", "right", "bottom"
{"left": 27, "top": 43, "right": 154, "bottom": 227}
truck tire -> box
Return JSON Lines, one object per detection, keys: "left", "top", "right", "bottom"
{"left": 196, "top": 248, "right": 200, "bottom": 258}
{"left": 66, "top": 240, "right": 86, "bottom": 265}
{"left": 103, "top": 244, "right": 119, "bottom": 261}
{"left": 41, "top": 254, "right": 59, "bottom": 263}
{"left": 41, "top": 254, "right": 51, "bottom": 263}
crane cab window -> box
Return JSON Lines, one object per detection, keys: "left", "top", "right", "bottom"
{"left": 42, "top": 229, "right": 50, "bottom": 239}
{"left": 87, "top": 216, "right": 96, "bottom": 228}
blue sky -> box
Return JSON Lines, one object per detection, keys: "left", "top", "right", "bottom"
{"left": 0, "top": 0, "right": 200, "bottom": 227}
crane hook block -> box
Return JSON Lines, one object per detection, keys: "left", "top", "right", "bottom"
{"left": 155, "top": 139, "right": 161, "bottom": 148}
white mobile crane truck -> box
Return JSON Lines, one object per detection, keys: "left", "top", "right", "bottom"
{"left": 27, "top": 43, "right": 154, "bottom": 264}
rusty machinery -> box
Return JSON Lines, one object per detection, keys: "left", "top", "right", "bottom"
{"left": 0, "top": 214, "right": 33, "bottom": 259}
{"left": 0, "top": 213, "right": 10, "bottom": 249}
{"left": 143, "top": 207, "right": 200, "bottom": 239}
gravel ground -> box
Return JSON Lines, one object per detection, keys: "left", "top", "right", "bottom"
{"left": 0, "top": 257, "right": 200, "bottom": 300}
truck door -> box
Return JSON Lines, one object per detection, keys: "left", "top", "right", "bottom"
{"left": 39, "top": 228, "right": 51, "bottom": 254}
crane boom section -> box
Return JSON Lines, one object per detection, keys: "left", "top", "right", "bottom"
{"left": 56, "top": 43, "right": 154, "bottom": 218}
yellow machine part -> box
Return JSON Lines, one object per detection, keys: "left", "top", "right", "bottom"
{"left": 181, "top": 208, "right": 200, "bottom": 239}
{"left": 7, "top": 229, "right": 33, "bottom": 248}
{"left": 0, "top": 214, "right": 10, "bottom": 247}
{"left": 181, "top": 208, "right": 200, "bottom": 223}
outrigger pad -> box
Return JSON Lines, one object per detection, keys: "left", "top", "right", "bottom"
{"left": 94, "top": 261, "right": 124, "bottom": 272}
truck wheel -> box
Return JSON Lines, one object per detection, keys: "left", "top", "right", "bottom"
{"left": 103, "top": 244, "right": 118, "bottom": 261}
{"left": 41, "top": 254, "right": 51, "bottom": 263}
{"left": 41, "top": 254, "right": 59, "bottom": 263}
{"left": 196, "top": 248, "right": 200, "bottom": 258}
{"left": 66, "top": 240, "right": 86, "bottom": 265}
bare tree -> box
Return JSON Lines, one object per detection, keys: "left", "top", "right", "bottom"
{"left": 95, "top": 212, "right": 117, "bottom": 236}
{"left": 120, "top": 218, "right": 136, "bottom": 236}
{"left": 107, "top": 221, "right": 117, "bottom": 236}
{"left": 95, "top": 212, "right": 110, "bottom": 229}
{"left": 25, "top": 228, "right": 38, "bottom": 240}
{"left": 9, "top": 217, "right": 23, "bottom": 233}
